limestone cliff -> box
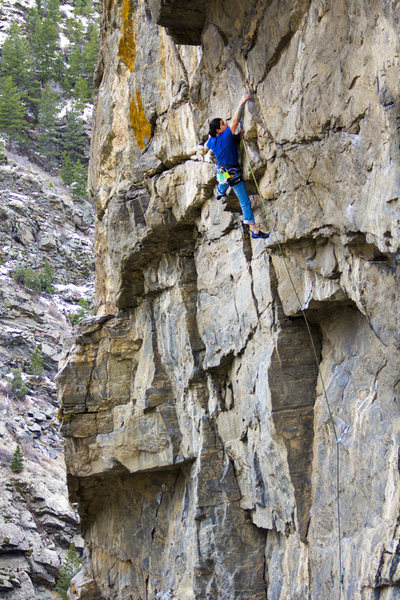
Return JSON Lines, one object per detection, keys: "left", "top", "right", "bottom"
{"left": 58, "top": 1, "right": 400, "bottom": 599}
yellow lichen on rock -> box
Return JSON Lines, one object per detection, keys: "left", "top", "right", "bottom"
{"left": 118, "top": 0, "right": 136, "bottom": 71}
{"left": 129, "top": 89, "right": 152, "bottom": 150}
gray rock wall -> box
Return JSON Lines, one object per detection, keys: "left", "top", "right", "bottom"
{"left": 0, "top": 154, "right": 94, "bottom": 599}
{"left": 58, "top": 1, "right": 400, "bottom": 598}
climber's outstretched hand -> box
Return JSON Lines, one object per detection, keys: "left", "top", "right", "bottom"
{"left": 230, "top": 93, "right": 253, "bottom": 133}
{"left": 240, "top": 92, "right": 252, "bottom": 105}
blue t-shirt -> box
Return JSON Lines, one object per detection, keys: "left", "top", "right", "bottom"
{"left": 206, "top": 127, "right": 239, "bottom": 167}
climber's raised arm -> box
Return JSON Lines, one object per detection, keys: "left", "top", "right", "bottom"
{"left": 230, "top": 92, "right": 252, "bottom": 134}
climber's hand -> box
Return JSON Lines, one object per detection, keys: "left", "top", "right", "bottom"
{"left": 240, "top": 92, "right": 252, "bottom": 105}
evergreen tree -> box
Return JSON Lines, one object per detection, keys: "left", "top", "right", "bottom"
{"left": 80, "top": 0, "right": 95, "bottom": 17}
{"left": 60, "top": 104, "right": 87, "bottom": 163}
{"left": 26, "top": 0, "right": 44, "bottom": 42}
{"left": 11, "top": 445, "right": 24, "bottom": 473}
{"left": 0, "top": 77, "right": 27, "bottom": 144}
{"left": 12, "top": 266, "right": 41, "bottom": 292}
{"left": 46, "top": 0, "right": 60, "bottom": 23}
{"left": 37, "top": 83, "right": 60, "bottom": 165}
{"left": 59, "top": 151, "right": 75, "bottom": 186}
{"left": 11, "top": 369, "right": 28, "bottom": 400}
{"left": 55, "top": 545, "right": 82, "bottom": 600}
{"left": 74, "top": 76, "right": 89, "bottom": 106}
{"left": 60, "top": 153, "right": 88, "bottom": 200}
{"left": 65, "top": 18, "right": 86, "bottom": 89}
{"left": 0, "top": 24, "right": 37, "bottom": 97}
{"left": 32, "top": 16, "right": 63, "bottom": 83}
{"left": 73, "top": 0, "right": 87, "bottom": 16}
{"left": 1, "top": 0, "right": 100, "bottom": 170}
{"left": 67, "top": 48, "right": 85, "bottom": 90}
{"left": 38, "top": 260, "right": 54, "bottom": 293}
{"left": 69, "top": 298, "right": 92, "bottom": 325}
{"left": 69, "top": 160, "right": 88, "bottom": 200}
{"left": 29, "top": 345, "right": 44, "bottom": 376}
{"left": 65, "top": 17, "right": 99, "bottom": 98}
{"left": 67, "top": 15, "right": 85, "bottom": 47}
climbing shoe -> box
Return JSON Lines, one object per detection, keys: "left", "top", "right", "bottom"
{"left": 251, "top": 230, "right": 270, "bottom": 239}
{"left": 217, "top": 193, "right": 227, "bottom": 201}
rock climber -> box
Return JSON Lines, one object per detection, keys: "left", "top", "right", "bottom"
{"left": 206, "top": 93, "right": 269, "bottom": 239}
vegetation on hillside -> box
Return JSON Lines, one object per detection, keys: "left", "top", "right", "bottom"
{"left": 10, "top": 444, "right": 25, "bottom": 473}
{"left": 55, "top": 545, "right": 82, "bottom": 599}
{"left": 0, "top": 0, "right": 100, "bottom": 199}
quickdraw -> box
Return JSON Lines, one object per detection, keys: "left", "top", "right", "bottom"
{"left": 273, "top": 211, "right": 278, "bottom": 232}
{"left": 301, "top": 281, "right": 315, "bottom": 311}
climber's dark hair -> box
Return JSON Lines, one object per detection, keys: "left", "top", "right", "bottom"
{"left": 209, "top": 118, "right": 222, "bottom": 137}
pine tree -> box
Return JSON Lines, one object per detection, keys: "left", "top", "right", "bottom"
{"left": 26, "top": 0, "right": 44, "bottom": 43}
{"left": 37, "top": 83, "right": 60, "bottom": 165}
{"left": 46, "top": 0, "right": 60, "bottom": 23}
{"left": 55, "top": 545, "right": 82, "bottom": 600}
{"left": 69, "top": 160, "right": 88, "bottom": 200}
{"left": 81, "top": 0, "right": 95, "bottom": 17}
{"left": 60, "top": 153, "right": 88, "bottom": 200}
{"left": 32, "top": 16, "right": 63, "bottom": 83}
{"left": 66, "top": 16, "right": 85, "bottom": 48}
{"left": 0, "top": 77, "right": 27, "bottom": 144}
{"left": 59, "top": 152, "right": 75, "bottom": 186}
{"left": 0, "top": 24, "right": 37, "bottom": 96}
{"left": 60, "top": 104, "right": 88, "bottom": 163}
{"left": 73, "top": 0, "right": 87, "bottom": 16}
{"left": 11, "top": 445, "right": 24, "bottom": 473}
{"left": 29, "top": 345, "right": 44, "bottom": 376}
{"left": 65, "top": 18, "right": 86, "bottom": 89}
{"left": 11, "top": 369, "right": 28, "bottom": 400}
{"left": 67, "top": 48, "right": 85, "bottom": 91}
{"left": 74, "top": 76, "right": 89, "bottom": 106}
{"left": 39, "top": 260, "right": 54, "bottom": 293}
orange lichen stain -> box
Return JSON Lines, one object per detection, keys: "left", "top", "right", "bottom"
{"left": 74, "top": 348, "right": 94, "bottom": 370}
{"left": 129, "top": 88, "right": 152, "bottom": 150}
{"left": 118, "top": 0, "right": 136, "bottom": 71}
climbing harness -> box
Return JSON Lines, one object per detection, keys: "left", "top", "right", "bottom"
{"left": 241, "top": 136, "right": 346, "bottom": 600}
{"left": 216, "top": 165, "right": 243, "bottom": 186}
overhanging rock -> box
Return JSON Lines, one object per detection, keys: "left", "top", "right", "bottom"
{"left": 148, "top": 0, "right": 207, "bottom": 45}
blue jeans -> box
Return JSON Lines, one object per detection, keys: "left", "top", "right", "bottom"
{"left": 217, "top": 179, "right": 255, "bottom": 224}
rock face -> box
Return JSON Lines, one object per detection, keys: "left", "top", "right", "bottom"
{"left": 0, "top": 153, "right": 94, "bottom": 599}
{"left": 58, "top": 1, "right": 400, "bottom": 599}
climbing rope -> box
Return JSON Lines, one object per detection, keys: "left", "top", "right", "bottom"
{"left": 241, "top": 137, "right": 344, "bottom": 599}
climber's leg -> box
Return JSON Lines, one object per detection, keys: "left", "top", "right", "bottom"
{"left": 231, "top": 180, "right": 269, "bottom": 238}
{"left": 230, "top": 180, "right": 254, "bottom": 224}
{"left": 217, "top": 181, "right": 229, "bottom": 200}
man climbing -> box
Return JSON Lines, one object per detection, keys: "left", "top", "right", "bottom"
{"left": 206, "top": 93, "right": 269, "bottom": 239}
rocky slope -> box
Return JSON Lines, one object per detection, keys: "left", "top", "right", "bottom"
{"left": 0, "top": 0, "right": 33, "bottom": 45}
{"left": 0, "top": 151, "right": 94, "bottom": 599}
{"left": 58, "top": 1, "right": 400, "bottom": 599}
